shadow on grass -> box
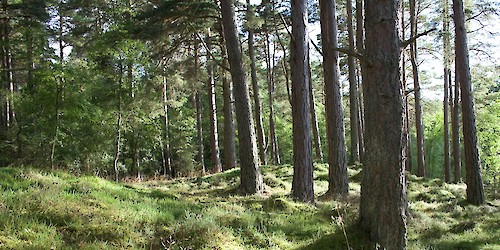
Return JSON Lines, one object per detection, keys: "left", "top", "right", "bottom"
{"left": 298, "top": 223, "right": 373, "bottom": 250}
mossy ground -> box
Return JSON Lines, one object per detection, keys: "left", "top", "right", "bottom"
{"left": 0, "top": 165, "right": 498, "bottom": 249}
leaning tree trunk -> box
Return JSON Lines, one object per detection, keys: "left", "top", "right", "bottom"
{"left": 347, "top": 0, "right": 360, "bottom": 165}
{"left": 290, "top": 0, "right": 315, "bottom": 203}
{"left": 359, "top": 0, "right": 407, "bottom": 248}
{"left": 221, "top": 0, "right": 263, "bottom": 194}
{"left": 410, "top": 0, "right": 427, "bottom": 178}
{"left": 319, "top": 0, "right": 348, "bottom": 196}
{"left": 452, "top": 0, "right": 484, "bottom": 205}
{"left": 247, "top": 0, "right": 267, "bottom": 166}
{"left": 206, "top": 31, "right": 222, "bottom": 173}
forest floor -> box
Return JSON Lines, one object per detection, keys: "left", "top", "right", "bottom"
{"left": 0, "top": 164, "right": 499, "bottom": 249}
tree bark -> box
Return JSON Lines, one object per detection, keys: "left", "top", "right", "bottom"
{"left": 206, "top": 31, "right": 222, "bottom": 173}
{"left": 221, "top": 0, "right": 263, "bottom": 194}
{"left": 347, "top": 0, "right": 360, "bottom": 165}
{"left": 113, "top": 63, "right": 124, "bottom": 181}
{"left": 359, "top": 0, "right": 407, "bottom": 248}
{"left": 247, "top": 0, "right": 267, "bottom": 166}
{"left": 452, "top": 0, "right": 484, "bottom": 205}
{"left": 410, "top": 0, "right": 427, "bottom": 178}
{"left": 290, "top": 0, "right": 315, "bottom": 203}
{"left": 319, "top": 0, "right": 348, "bottom": 196}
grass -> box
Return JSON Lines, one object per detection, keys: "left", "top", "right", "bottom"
{"left": 0, "top": 165, "right": 498, "bottom": 249}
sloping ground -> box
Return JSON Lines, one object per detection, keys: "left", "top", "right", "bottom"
{"left": 0, "top": 165, "right": 498, "bottom": 249}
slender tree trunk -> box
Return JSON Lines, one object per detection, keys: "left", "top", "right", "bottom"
{"left": 266, "top": 33, "right": 281, "bottom": 165}
{"left": 359, "top": 0, "right": 407, "bottom": 248}
{"left": 355, "top": 0, "right": 365, "bottom": 162}
{"left": 452, "top": 0, "right": 484, "bottom": 205}
{"left": 347, "top": 0, "right": 360, "bottom": 165}
{"left": 219, "top": 27, "right": 237, "bottom": 171}
{"left": 276, "top": 33, "right": 292, "bottom": 105}
{"left": 247, "top": 0, "right": 267, "bottom": 165}
{"left": 401, "top": 0, "right": 411, "bottom": 174}
{"left": 193, "top": 43, "right": 205, "bottom": 176}
{"left": 206, "top": 31, "right": 222, "bottom": 173}
{"left": 319, "top": 0, "right": 348, "bottom": 196}
{"left": 308, "top": 67, "right": 323, "bottom": 162}
{"left": 290, "top": 0, "right": 315, "bottom": 203}
{"left": 221, "top": 0, "right": 263, "bottom": 194}
{"left": 410, "top": 0, "right": 427, "bottom": 178}
{"left": 113, "top": 63, "right": 124, "bottom": 181}
{"left": 162, "top": 75, "right": 172, "bottom": 177}
{"left": 443, "top": 0, "right": 452, "bottom": 182}
{"left": 51, "top": 7, "right": 65, "bottom": 169}
{"left": 452, "top": 60, "right": 461, "bottom": 183}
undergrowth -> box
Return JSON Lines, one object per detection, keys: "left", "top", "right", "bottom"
{"left": 0, "top": 165, "right": 498, "bottom": 249}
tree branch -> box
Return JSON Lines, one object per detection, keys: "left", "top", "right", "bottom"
{"left": 401, "top": 28, "right": 437, "bottom": 48}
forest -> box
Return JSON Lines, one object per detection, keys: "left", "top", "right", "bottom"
{"left": 0, "top": 0, "right": 499, "bottom": 249}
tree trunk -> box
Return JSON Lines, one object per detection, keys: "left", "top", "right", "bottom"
{"left": 290, "top": 0, "right": 315, "bottom": 203}
{"left": 401, "top": 0, "right": 411, "bottom": 174}
{"left": 113, "top": 63, "right": 124, "bottom": 182}
{"left": 355, "top": 0, "right": 365, "bottom": 162}
{"left": 194, "top": 44, "right": 205, "bottom": 176}
{"left": 410, "top": 0, "right": 427, "bottom": 178}
{"left": 452, "top": 59, "right": 461, "bottom": 183}
{"left": 308, "top": 67, "right": 323, "bottom": 162}
{"left": 359, "top": 0, "right": 407, "bottom": 248}
{"left": 247, "top": 0, "right": 267, "bottom": 166}
{"left": 219, "top": 27, "right": 237, "bottom": 171}
{"left": 443, "top": 0, "right": 452, "bottom": 183}
{"left": 452, "top": 0, "right": 484, "bottom": 205}
{"left": 162, "top": 75, "right": 172, "bottom": 177}
{"left": 221, "top": 0, "right": 263, "bottom": 194}
{"left": 319, "top": 0, "right": 348, "bottom": 196}
{"left": 347, "top": 0, "right": 360, "bottom": 165}
{"left": 206, "top": 31, "right": 222, "bottom": 173}
{"left": 266, "top": 33, "right": 281, "bottom": 165}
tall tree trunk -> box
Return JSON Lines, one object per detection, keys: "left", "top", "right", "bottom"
{"left": 113, "top": 63, "right": 124, "bottom": 181}
{"left": 319, "top": 0, "right": 348, "bottom": 196}
{"left": 194, "top": 45, "right": 205, "bottom": 176}
{"left": 290, "top": 0, "right": 315, "bottom": 203}
{"left": 266, "top": 33, "right": 281, "bottom": 165}
{"left": 247, "top": 0, "right": 267, "bottom": 165}
{"left": 221, "top": 0, "right": 263, "bottom": 194}
{"left": 206, "top": 31, "right": 222, "bottom": 173}
{"left": 452, "top": 59, "right": 461, "bottom": 183}
{"left": 219, "top": 27, "right": 237, "bottom": 171}
{"left": 452, "top": 0, "right": 484, "bottom": 205}
{"left": 443, "top": 0, "right": 452, "bottom": 183}
{"left": 347, "top": 0, "right": 360, "bottom": 165}
{"left": 51, "top": 7, "right": 65, "bottom": 169}
{"left": 308, "top": 67, "right": 323, "bottom": 162}
{"left": 410, "top": 0, "right": 427, "bottom": 178}
{"left": 355, "top": 0, "right": 365, "bottom": 162}
{"left": 162, "top": 75, "right": 172, "bottom": 177}
{"left": 401, "top": 0, "right": 411, "bottom": 174}
{"left": 359, "top": 0, "right": 407, "bottom": 248}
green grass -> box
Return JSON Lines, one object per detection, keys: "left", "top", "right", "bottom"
{"left": 0, "top": 165, "right": 498, "bottom": 249}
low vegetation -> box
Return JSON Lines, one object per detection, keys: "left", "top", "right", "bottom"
{"left": 0, "top": 165, "right": 498, "bottom": 249}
